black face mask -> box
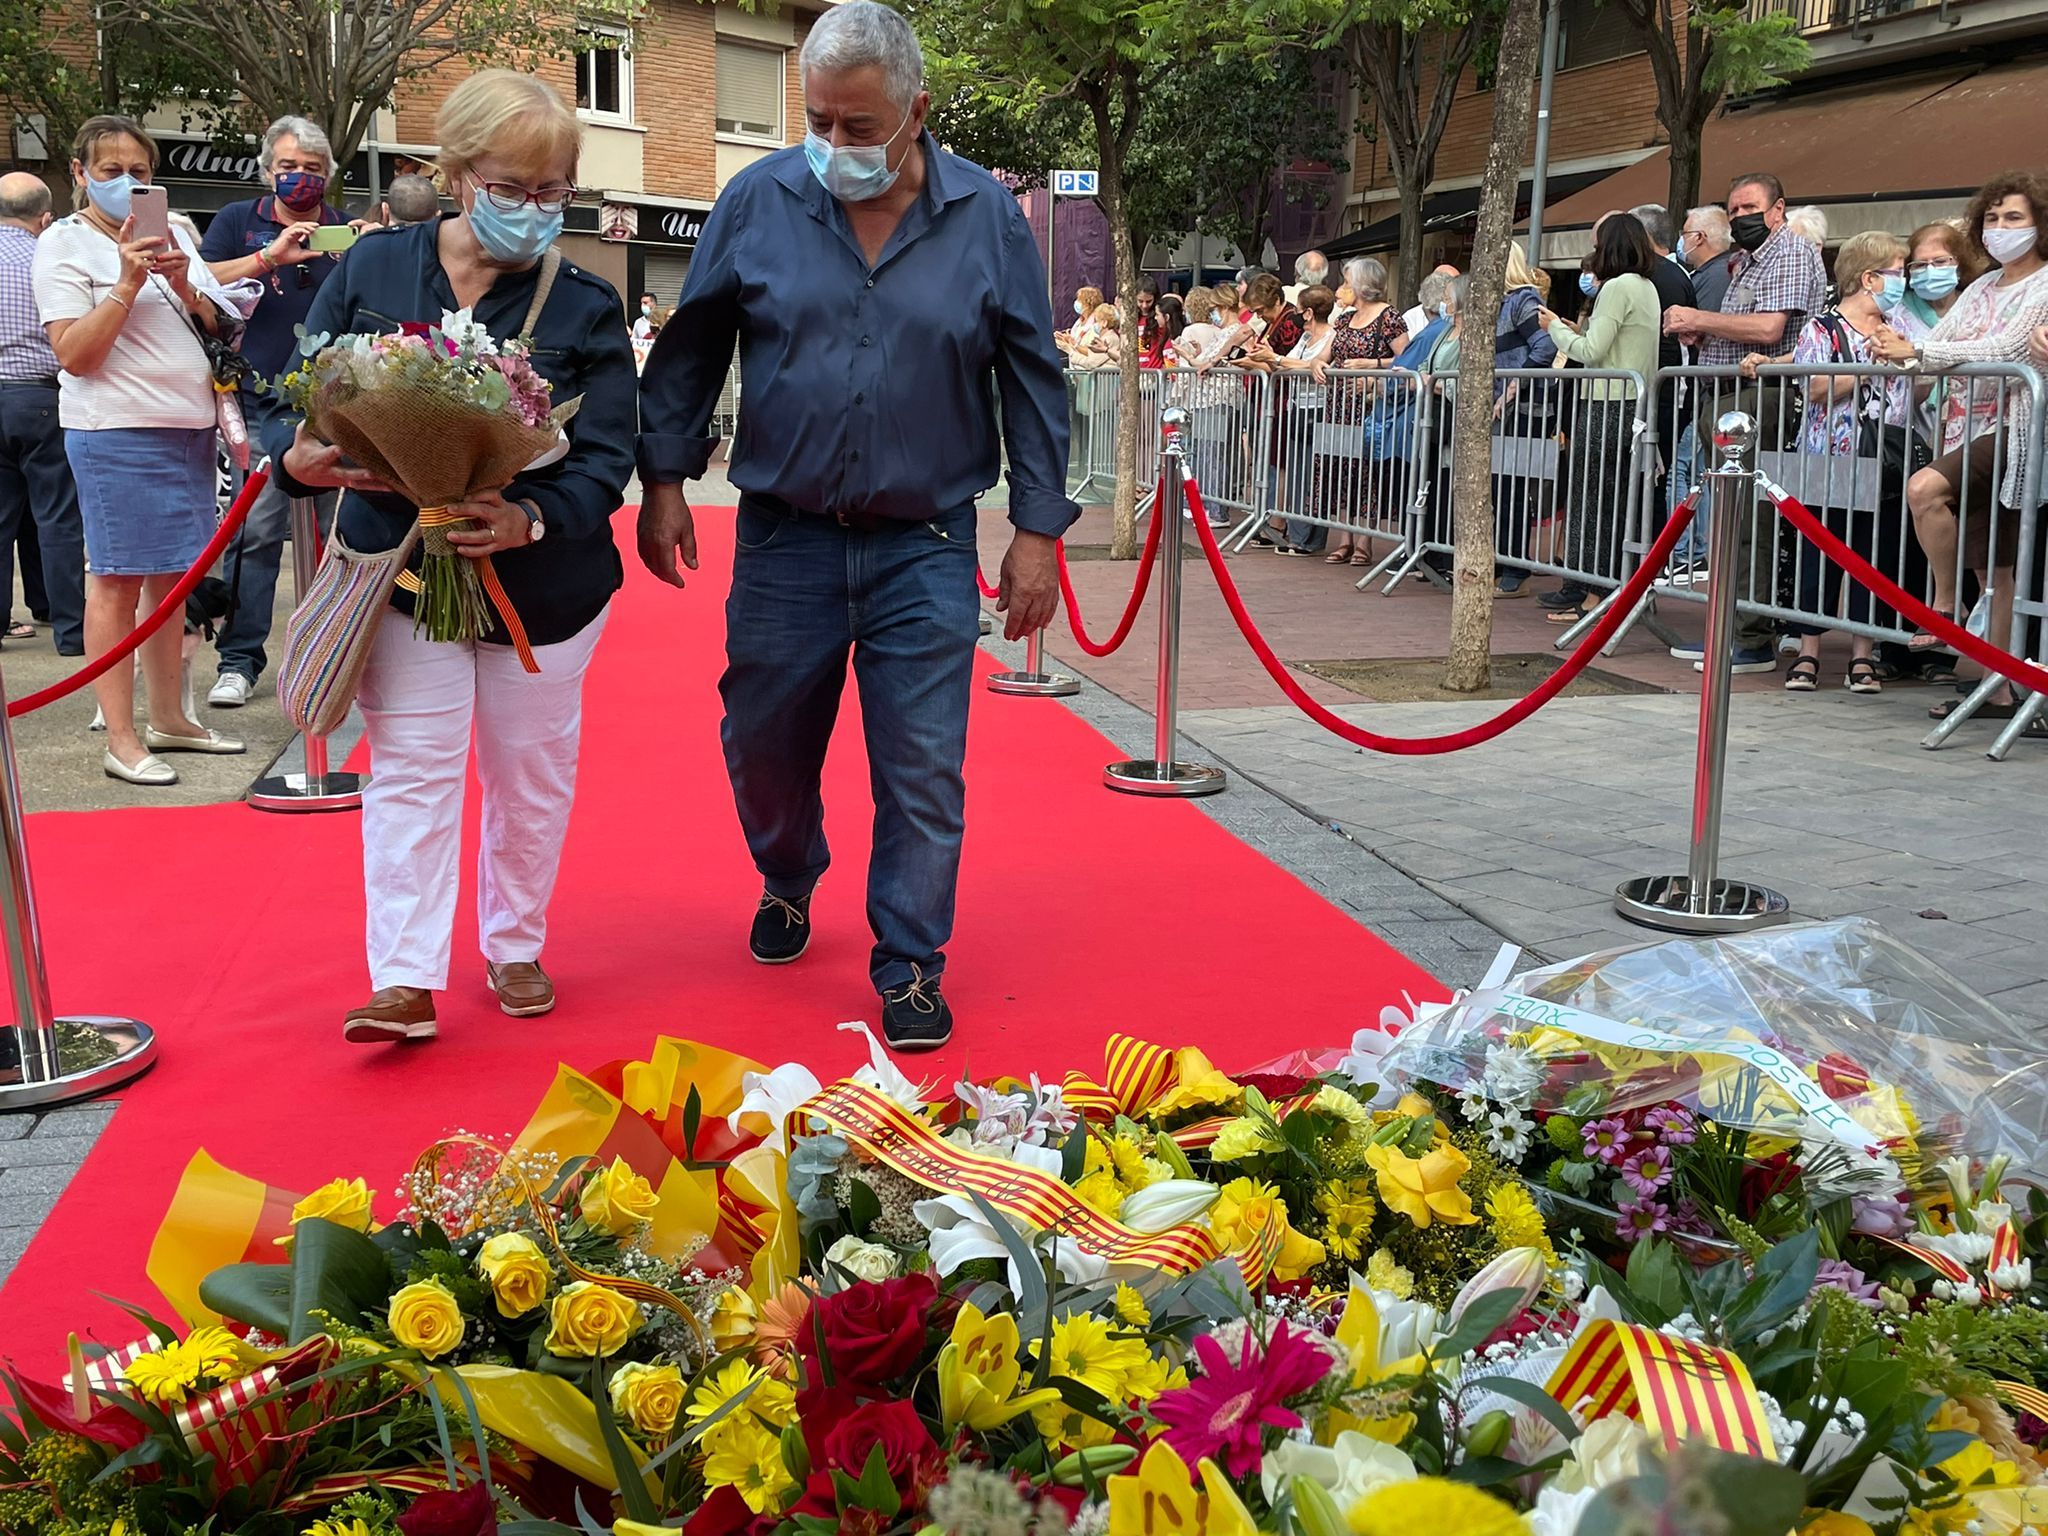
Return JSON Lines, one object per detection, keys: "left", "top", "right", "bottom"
{"left": 1729, "top": 212, "right": 1770, "bottom": 253}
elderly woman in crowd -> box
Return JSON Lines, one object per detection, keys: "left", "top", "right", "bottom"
{"left": 1781, "top": 232, "right": 1915, "bottom": 695}
{"left": 33, "top": 114, "right": 246, "bottom": 786}
{"left": 266, "top": 70, "right": 635, "bottom": 1044}
{"left": 1317, "top": 256, "right": 1408, "bottom": 564}
{"left": 1539, "top": 212, "right": 1661, "bottom": 622}
{"left": 1875, "top": 171, "right": 2048, "bottom": 723}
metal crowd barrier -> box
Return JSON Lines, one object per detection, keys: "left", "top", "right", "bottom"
{"left": 1056, "top": 359, "right": 2045, "bottom": 758}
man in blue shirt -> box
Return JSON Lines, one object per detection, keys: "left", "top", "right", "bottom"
{"left": 638, "top": 0, "right": 1077, "bottom": 1053}
{"left": 198, "top": 114, "right": 350, "bottom": 707}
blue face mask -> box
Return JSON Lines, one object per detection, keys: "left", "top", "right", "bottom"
{"left": 82, "top": 171, "right": 142, "bottom": 224}
{"left": 1912, "top": 265, "right": 1959, "bottom": 302}
{"left": 466, "top": 182, "right": 563, "bottom": 266}
{"left": 1873, "top": 273, "right": 1906, "bottom": 310}
{"left": 1578, "top": 271, "right": 1599, "bottom": 297}
{"left": 804, "top": 108, "right": 914, "bottom": 203}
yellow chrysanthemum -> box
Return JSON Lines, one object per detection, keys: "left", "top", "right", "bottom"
{"left": 122, "top": 1341, "right": 205, "bottom": 1405}
{"left": 1045, "top": 1310, "right": 1150, "bottom": 1400}
{"left": 1365, "top": 1248, "right": 1416, "bottom": 1300}
{"left": 1347, "top": 1474, "right": 1529, "bottom": 1536}
{"left": 687, "top": 1358, "right": 795, "bottom": 1433}
{"left": 305, "top": 1520, "right": 378, "bottom": 1536}
{"left": 1114, "top": 1283, "right": 1151, "bottom": 1329}
{"left": 1121, "top": 1351, "right": 1188, "bottom": 1405}
{"left": 701, "top": 1417, "right": 794, "bottom": 1514}
{"left": 1315, "top": 1178, "right": 1378, "bottom": 1263}
{"left": 1486, "top": 1182, "right": 1555, "bottom": 1262}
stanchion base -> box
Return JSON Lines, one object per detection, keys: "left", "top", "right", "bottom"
{"left": 1103, "top": 759, "right": 1227, "bottom": 797}
{"left": 977, "top": 613, "right": 993, "bottom": 636}
{"left": 249, "top": 770, "right": 367, "bottom": 813}
{"left": 986, "top": 670, "right": 1080, "bottom": 697}
{"left": 1613, "top": 875, "right": 1793, "bottom": 935}
{"left": 0, "top": 1016, "right": 157, "bottom": 1110}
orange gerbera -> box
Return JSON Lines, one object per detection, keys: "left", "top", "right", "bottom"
{"left": 752, "top": 1280, "right": 816, "bottom": 1379}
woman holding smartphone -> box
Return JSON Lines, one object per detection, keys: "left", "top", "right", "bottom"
{"left": 33, "top": 114, "right": 245, "bottom": 785}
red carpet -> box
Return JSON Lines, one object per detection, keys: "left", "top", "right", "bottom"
{"left": 1, "top": 507, "right": 1443, "bottom": 1368}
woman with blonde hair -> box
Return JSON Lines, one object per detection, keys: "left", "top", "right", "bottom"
{"left": 1495, "top": 240, "right": 1560, "bottom": 595}
{"left": 264, "top": 69, "right": 636, "bottom": 1044}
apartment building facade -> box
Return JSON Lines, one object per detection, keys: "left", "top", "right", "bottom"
{"left": 1, "top": 0, "right": 823, "bottom": 313}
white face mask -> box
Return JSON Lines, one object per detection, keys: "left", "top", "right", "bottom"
{"left": 1074, "top": 299, "right": 1086, "bottom": 316}
{"left": 1208, "top": 308, "right": 1221, "bottom": 325}
{"left": 1983, "top": 225, "right": 2037, "bottom": 266}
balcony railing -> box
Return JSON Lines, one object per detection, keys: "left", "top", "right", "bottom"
{"left": 1747, "top": 0, "right": 1968, "bottom": 36}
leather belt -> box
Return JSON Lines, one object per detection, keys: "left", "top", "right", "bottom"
{"left": 747, "top": 493, "right": 908, "bottom": 536}
{"left": 0, "top": 376, "right": 59, "bottom": 389}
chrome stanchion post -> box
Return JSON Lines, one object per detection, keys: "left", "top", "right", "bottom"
{"left": 1616, "top": 411, "right": 1789, "bottom": 934}
{"left": 986, "top": 623, "right": 1079, "bottom": 697}
{"left": 0, "top": 666, "right": 157, "bottom": 1110}
{"left": 250, "top": 488, "right": 366, "bottom": 813}
{"left": 1104, "top": 409, "right": 1226, "bottom": 797}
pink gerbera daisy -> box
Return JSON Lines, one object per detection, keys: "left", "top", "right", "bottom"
{"left": 1149, "top": 1320, "right": 1332, "bottom": 1476}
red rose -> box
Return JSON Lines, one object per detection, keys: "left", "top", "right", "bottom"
{"left": 802, "top": 1273, "right": 936, "bottom": 1393}
{"left": 397, "top": 1483, "right": 496, "bottom": 1536}
{"left": 793, "top": 1400, "right": 943, "bottom": 1518}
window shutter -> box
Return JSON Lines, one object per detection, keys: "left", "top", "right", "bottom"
{"left": 716, "top": 42, "right": 783, "bottom": 138}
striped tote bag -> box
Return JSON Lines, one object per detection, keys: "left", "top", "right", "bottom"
{"left": 275, "top": 522, "right": 422, "bottom": 736}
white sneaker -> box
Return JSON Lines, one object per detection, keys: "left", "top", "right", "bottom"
{"left": 1777, "top": 634, "right": 1801, "bottom": 656}
{"left": 208, "top": 672, "right": 252, "bottom": 708}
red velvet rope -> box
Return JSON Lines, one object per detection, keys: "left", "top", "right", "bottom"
{"left": 1184, "top": 473, "right": 1699, "bottom": 755}
{"left": 1762, "top": 481, "right": 2048, "bottom": 697}
{"left": 7, "top": 468, "right": 267, "bottom": 719}
{"left": 974, "top": 565, "right": 1000, "bottom": 600}
{"left": 1056, "top": 475, "right": 1167, "bottom": 657}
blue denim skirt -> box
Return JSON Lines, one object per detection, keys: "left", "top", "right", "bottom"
{"left": 66, "top": 426, "right": 216, "bottom": 577}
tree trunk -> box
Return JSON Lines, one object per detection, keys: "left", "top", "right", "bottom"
{"left": 1394, "top": 174, "right": 1427, "bottom": 316}
{"left": 1444, "top": 0, "right": 1546, "bottom": 693}
{"left": 1664, "top": 117, "right": 1704, "bottom": 225}
{"left": 1094, "top": 113, "right": 1142, "bottom": 561}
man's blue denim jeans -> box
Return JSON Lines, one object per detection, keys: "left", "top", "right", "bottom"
{"left": 720, "top": 496, "right": 980, "bottom": 992}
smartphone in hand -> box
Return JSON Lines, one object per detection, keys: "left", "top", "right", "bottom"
{"left": 127, "top": 184, "right": 170, "bottom": 245}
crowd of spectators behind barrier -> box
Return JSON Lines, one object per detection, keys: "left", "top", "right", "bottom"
{"left": 1053, "top": 170, "right": 2048, "bottom": 733}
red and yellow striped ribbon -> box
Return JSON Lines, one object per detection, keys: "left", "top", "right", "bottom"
{"left": 1997, "top": 1378, "right": 2048, "bottom": 1424}
{"left": 799, "top": 1080, "right": 1279, "bottom": 1280}
{"left": 1062, "top": 1034, "right": 1177, "bottom": 1122}
{"left": 1174, "top": 1092, "right": 1318, "bottom": 1150}
{"left": 1545, "top": 1319, "right": 1775, "bottom": 1458}
{"left": 1877, "top": 1234, "right": 1973, "bottom": 1285}
{"left": 395, "top": 507, "right": 540, "bottom": 673}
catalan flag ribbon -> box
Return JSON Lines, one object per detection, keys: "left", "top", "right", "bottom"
{"left": 801, "top": 1080, "right": 1285, "bottom": 1286}
{"left": 70, "top": 1335, "right": 335, "bottom": 1489}
{"left": 1062, "top": 1034, "right": 1177, "bottom": 1122}
{"left": 1545, "top": 1319, "right": 1776, "bottom": 1459}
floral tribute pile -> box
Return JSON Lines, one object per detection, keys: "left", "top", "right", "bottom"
{"left": 6, "top": 921, "right": 2048, "bottom": 1536}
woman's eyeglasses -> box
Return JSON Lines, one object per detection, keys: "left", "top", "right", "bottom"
{"left": 468, "top": 175, "right": 575, "bottom": 215}
{"left": 1907, "top": 260, "right": 1959, "bottom": 275}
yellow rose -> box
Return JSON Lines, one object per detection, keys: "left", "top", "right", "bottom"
{"left": 1799, "top": 1517, "right": 1877, "bottom": 1536}
{"left": 608, "top": 1360, "right": 686, "bottom": 1437}
{"left": 476, "top": 1231, "right": 551, "bottom": 1318}
{"left": 274, "top": 1177, "right": 374, "bottom": 1245}
{"left": 578, "top": 1156, "right": 660, "bottom": 1236}
{"left": 545, "top": 1281, "right": 642, "bottom": 1358}
{"left": 1209, "top": 1177, "right": 1327, "bottom": 1282}
{"left": 1365, "top": 1142, "right": 1477, "bottom": 1229}
{"left": 711, "top": 1285, "right": 759, "bottom": 1353}
{"left": 388, "top": 1278, "right": 466, "bottom": 1360}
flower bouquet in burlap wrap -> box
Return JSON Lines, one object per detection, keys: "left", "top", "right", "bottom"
{"left": 278, "top": 307, "right": 579, "bottom": 669}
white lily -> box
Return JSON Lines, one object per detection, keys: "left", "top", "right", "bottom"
{"left": 1526, "top": 1485, "right": 1599, "bottom": 1536}
{"left": 912, "top": 1144, "right": 1108, "bottom": 1290}
{"left": 727, "top": 1062, "right": 825, "bottom": 1154}
{"left": 839, "top": 1020, "right": 930, "bottom": 1111}
{"left": 1260, "top": 1431, "right": 1416, "bottom": 1509}
{"left": 1119, "top": 1180, "right": 1219, "bottom": 1233}
{"left": 1344, "top": 1272, "right": 1446, "bottom": 1361}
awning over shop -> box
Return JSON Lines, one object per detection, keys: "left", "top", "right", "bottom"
{"left": 1540, "top": 56, "right": 2048, "bottom": 231}
{"left": 1329, "top": 167, "right": 1619, "bottom": 260}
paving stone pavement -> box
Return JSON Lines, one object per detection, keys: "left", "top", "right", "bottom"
{"left": 0, "top": 1105, "right": 114, "bottom": 1282}
{"left": 1176, "top": 689, "right": 2048, "bottom": 1028}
